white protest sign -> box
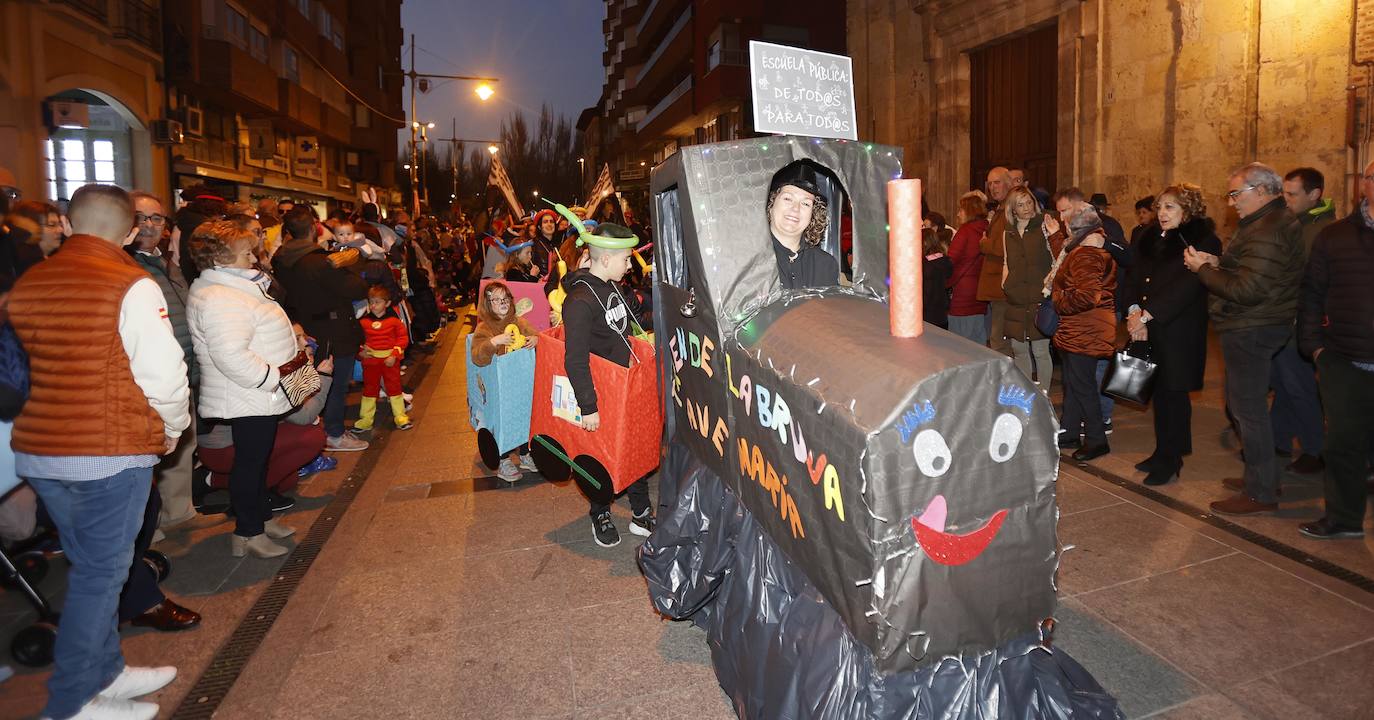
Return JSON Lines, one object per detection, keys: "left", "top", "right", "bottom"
{"left": 749, "top": 40, "right": 857, "bottom": 141}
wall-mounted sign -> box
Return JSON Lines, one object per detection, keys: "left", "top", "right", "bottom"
{"left": 748, "top": 40, "right": 857, "bottom": 141}
{"left": 49, "top": 101, "right": 90, "bottom": 129}
{"left": 246, "top": 119, "right": 274, "bottom": 160}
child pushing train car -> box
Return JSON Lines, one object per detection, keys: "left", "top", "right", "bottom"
{"left": 560, "top": 220, "right": 656, "bottom": 548}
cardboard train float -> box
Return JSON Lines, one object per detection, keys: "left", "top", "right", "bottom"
{"left": 637, "top": 137, "right": 1123, "bottom": 718}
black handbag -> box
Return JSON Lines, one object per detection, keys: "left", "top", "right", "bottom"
{"left": 1034, "top": 297, "right": 1059, "bottom": 336}
{"left": 1102, "top": 342, "right": 1157, "bottom": 405}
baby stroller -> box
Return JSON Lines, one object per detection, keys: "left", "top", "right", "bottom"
{"left": 1, "top": 538, "right": 58, "bottom": 666}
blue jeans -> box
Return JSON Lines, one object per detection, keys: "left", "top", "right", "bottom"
{"left": 28, "top": 467, "right": 152, "bottom": 719}
{"left": 323, "top": 353, "right": 358, "bottom": 437}
{"left": 1095, "top": 359, "right": 1114, "bottom": 421}
{"left": 1270, "top": 340, "right": 1323, "bottom": 455}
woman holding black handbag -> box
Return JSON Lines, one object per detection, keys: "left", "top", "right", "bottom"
{"left": 1053, "top": 206, "right": 1118, "bottom": 462}
{"left": 1123, "top": 183, "right": 1221, "bottom": 485}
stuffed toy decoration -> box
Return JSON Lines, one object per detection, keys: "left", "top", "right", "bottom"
{"left": 504, "top": 323, "right": 527, "bottom": 353}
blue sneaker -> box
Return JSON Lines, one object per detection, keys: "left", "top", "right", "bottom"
{"left": 297, "top": 454, "right": 338, "bottom": 478}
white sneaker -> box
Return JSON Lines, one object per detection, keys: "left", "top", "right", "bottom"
{"left": 99, "top": 665, "right": 176, "bottom": 700}
{"left": 517, "top": 452, "right": 538, "bottom": 472}
{"left": 45, "top": 695, "right": 158, "bottom": 720}
{"left": 496, "top": 458, "right": 521, "bottom": 483}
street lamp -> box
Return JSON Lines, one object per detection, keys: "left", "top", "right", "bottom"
{"left": 487, "top": 144, "right": 499, "bottom": 155}
{"left": 578, "top": 157, "right": 585, "bottom": 194}
{"left": 533, "top": 190, "right": 540, "bottom": 198}
{"left": 475, "top": 83, "right": 495, "bottom": 101}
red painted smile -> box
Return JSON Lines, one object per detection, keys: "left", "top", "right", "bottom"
{"left": 910, "top": 495, "right": 1008, "bottom": 566}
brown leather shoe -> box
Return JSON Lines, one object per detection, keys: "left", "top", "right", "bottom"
{"left": 1209, "top": 493, "right": 1279, "bottom": 516}
{"left": 130, "top": 599, "right": 202, "bottom": 631}
{"left": 1222, "top": 477, "right": 1283, "bottom": 497}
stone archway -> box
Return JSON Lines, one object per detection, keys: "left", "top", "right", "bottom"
{"left": 39, "top": 80, "right": 154, "bottom": 202}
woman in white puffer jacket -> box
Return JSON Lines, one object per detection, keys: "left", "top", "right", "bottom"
{"left": 187, "top": 220, "right": 300, "bottom": 559}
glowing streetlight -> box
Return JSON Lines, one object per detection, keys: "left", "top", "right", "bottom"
{"left": 533, "top": 190, "right": 540, "bottom": 198}
{"left": 475, "top": 83, "right": 495, "bottom": 101}
{"left": 403, "top": 164, "right": 411, "bottom": 170}
{"left": 487, "top": 144, "right": 499, "bottom": 155}
{"left": 426, "top": 122, "right": 435, "bottom": 129}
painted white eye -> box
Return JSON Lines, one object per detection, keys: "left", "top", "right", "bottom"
{"left": 912, "top": 429, "right": 951, "bottom": 477}
{"left": 988, "top": 413, "right": 1023, "bottom": 463}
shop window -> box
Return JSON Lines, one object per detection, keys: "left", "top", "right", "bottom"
{"left": 46, "top": 136, "right": 126, "bottom": 202}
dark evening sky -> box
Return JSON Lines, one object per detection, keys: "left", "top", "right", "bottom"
{"left": 398, "top": 0, "right": 606, "bottom": 153}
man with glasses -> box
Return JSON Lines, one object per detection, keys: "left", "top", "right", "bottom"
{"left": 1184, "top": 163, "right": 1304, "bottom": 515}
{"left": 129, "top": 192, "right": 199, "bottom": 531}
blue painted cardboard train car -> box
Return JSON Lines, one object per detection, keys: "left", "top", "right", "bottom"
{"left": 465, "top": 334, "right": 536, "bottom": 469}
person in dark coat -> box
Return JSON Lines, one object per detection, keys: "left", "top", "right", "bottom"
{"left": 945, "top": 193, "right": 989, "bottom": 343}
{"left": 1124, "top": 184, "right": 1221, "bottom": 486}
{"left": 1295, "top": 160, "right": 1374, "bottom": 540}
{"left": 921, "top": 228, "right": 952, "bottom": 329}
{"left": 272, "top": 208, "right": 370, "bottom": 452}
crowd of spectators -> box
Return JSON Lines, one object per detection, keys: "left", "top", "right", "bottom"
{"left": 0, "top": 177, "right": 480, "bottom": 719}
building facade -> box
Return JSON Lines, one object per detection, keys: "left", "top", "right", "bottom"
{"left": 164, "top": 0, "right": 404, "bottom": 214}
{"left": 848, "top": 0, "right": 1369, "bottom": 227}
{"left": 585, "top": 0, "right": 847, "bottom": 207}
{"left": 0, "top": 0, "right": 168, "bottom": 204}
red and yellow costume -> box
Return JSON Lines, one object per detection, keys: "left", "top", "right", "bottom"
{"left": 354, "top": 308, "right": 410, "bottom": 429}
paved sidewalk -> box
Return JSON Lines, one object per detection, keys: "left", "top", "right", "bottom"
{"left": 2, "top": 325, "right": 1372, "bottom": 719}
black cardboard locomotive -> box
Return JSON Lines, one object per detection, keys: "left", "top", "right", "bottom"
{"left": 640, "top": 137, "right": 1122, "bottom": 718}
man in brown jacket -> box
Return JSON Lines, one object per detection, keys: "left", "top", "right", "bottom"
{"left": 977, "top": 167, "right": 1013, "bottom": 356}
{"left": 11, "top": 185, "right": 190, "bottom": 719}
{"left": 1185, "top": 162, "right": 1304, "bottom": 516}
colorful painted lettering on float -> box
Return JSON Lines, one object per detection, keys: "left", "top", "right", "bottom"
{"left": 724, "top": 349, "right": 848, "bottom": 541}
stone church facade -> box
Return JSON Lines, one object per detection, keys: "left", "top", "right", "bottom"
{"left": 848, "top": 0, "right": 1368, "bottom": 229}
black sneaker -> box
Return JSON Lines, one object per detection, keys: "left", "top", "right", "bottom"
{"left": 628, "top": 509, "right": 656, "bottom": 537}
{"left": 267, "top": 491, "right": 296, "bottom": 512}
{"left": 591, "top": 511, "right": 620, "bottom": 547}
{"left": 1103, "top": 418, "right": 1113, "bottom": 435}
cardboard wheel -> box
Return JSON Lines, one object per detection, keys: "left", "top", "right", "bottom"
{"left": 572, "top": 454, "right": 615, "bottom": 506}
{"left": 477, "top": 428, "right": 501, "bottom": 470}
{"left": 530, "top": 435, "right": 570, "bottom": 482}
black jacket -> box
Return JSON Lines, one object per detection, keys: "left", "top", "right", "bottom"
{"left": 1125, "top": 217, "right": 1221, "bottom": 391}
{"left": 1199, "top": 198, "right": 1304, "bottom": 332}
{"left": 772, "top": 234, "right": 838, "bottom": 290}
{"left": 272, "top": 239, "right": 369, "bottom": 356}
{"left": 923, "top": 253, "right": 952, "bottom": 329}
{"left": 1298, "top": 208, "right": 1374, "bottom": 362}
{"left": 562, "top": 270, "right": 640, "bottom": 415}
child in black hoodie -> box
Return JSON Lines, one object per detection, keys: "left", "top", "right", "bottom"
{"left": 561, "top": 222, "right": 654, "bottom": 548}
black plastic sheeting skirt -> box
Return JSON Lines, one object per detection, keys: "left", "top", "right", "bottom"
{"left": 638, "top": 442, "right": 1124, "bottom": 720}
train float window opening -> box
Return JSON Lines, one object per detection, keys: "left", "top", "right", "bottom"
{"left": 654, "top": 185, "right": 690, "bottom": 291}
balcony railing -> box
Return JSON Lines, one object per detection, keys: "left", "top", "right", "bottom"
{"left": 638, "top": 75, "right": 691, "bottom": 132}
{"left": 55, "top": 0, "right": 108, "bottom": 22}
{"left": 707, "top": 47, "right": 748, "bottom": 72}
{"left": 635, "top": 6, "right": 690, "bottom": 86}
{"left": 114, "top": 0, "right": 162, "bottom": 54}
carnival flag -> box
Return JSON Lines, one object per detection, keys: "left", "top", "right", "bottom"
{"left": 487, "top": 154, "right": 526, "bottom": 218}
{"left": 586, "top": 163, "right": 617, "bottom": 217}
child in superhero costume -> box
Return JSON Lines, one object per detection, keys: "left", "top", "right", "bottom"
{"left": 353, "top": 285, "right": 412, "bottom": 432}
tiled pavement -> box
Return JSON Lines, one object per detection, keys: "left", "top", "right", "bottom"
{"left": 2, "top": 325, "right": 1372, "bottom": 719}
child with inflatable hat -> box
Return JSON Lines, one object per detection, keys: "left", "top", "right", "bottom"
{"left": 549, "top": 200, "right": 655, "bottom": 548}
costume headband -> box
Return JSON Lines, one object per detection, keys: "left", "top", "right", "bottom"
{"left": 544, "top": 198, "right": 637, "bottom": 249}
